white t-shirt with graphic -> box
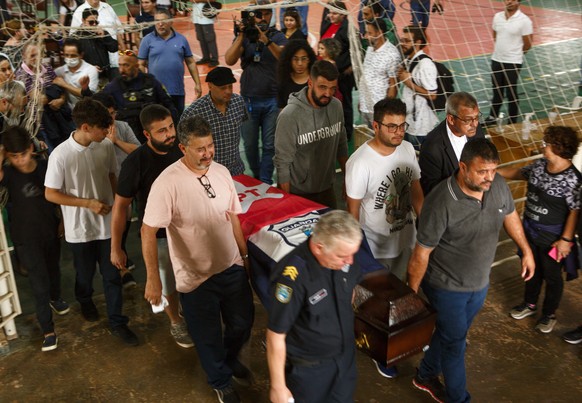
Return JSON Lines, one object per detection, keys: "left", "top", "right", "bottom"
{"left": 346, "top": 140, "right": 420, "bottom": 259}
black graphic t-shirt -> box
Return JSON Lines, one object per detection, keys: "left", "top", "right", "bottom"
{"left": 521, "top": 158, "right": 582, "bottom": 244}
{"left": 0, "top": 159, "right": 60, "bottom": 244}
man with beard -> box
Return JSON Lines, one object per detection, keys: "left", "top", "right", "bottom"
{"left": 110, "top": 104, "right": 193, "bottom": 349}
{"left": 143, "top": 115, "right": 254, "bottom": 403}
{"left": 180, "top": 67, "right": 246, "bottom": 176}
{"left": 407, "top": 138, "right": 534, "bottom": 403}
{"left": 397, "top": 25, "right": 438, "bottom": 150}
{"left": 358, "top": 19, "right": 400, "bottom": 128}
{"left": 101, "top": 51, "right": 178, "bottom": 143}
{"left": 274, "top": 60, "right": 348, "bottom": 208}
{"left": 225, "top": 1, "right": 287, "bottom": 184}
{"left": 419, "top": 92, "right": 486, "bottom": 196}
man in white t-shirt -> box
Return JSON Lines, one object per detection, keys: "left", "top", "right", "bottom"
{"left": 142, "top": 115, "right": 254, "bottom": 403}
{"left": 397, "top": 25, "right": 438, "bottom": 150}
{"left": 359, "top": 18, "right": 400, "bottom": 128}
{"left": 484, "top": 0, "right": 533, "bottom": 125}
{"left": 54, "top": 38, "right": 99, "bottom": 109}
{"left": 44, "top": 98, "right": 138, "bottom": 346}
{"left": 346, "top": 97, "right": 423, "bottom": 380}
{"left": 71, "top": 0, "right": 126, "bottom": 74}
{"left": 346, "top": 98, "right": 423, "bottom": 280}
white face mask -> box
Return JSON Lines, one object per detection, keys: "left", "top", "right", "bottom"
{"left": 64, "top": 57, "right": 81, "bottom": 68}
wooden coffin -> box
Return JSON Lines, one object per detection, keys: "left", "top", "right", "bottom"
{"left": 353, "top": 271, "right": 436, "bottom": 366}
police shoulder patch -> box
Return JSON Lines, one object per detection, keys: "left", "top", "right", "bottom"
{"left": 275, "top": 283, "right": 293, "bottom": 304}
{"left": 282, "top": 266, "right": 299, "bottom": 281}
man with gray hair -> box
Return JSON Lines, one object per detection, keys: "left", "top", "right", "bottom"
{"left": 418, "top": 91, "right": 487, "bottom": 196}
{"left": 267, "top": 210, "right": 363, "bottom": 403}
{"left": 142, "top": 115, "right": 254, "bottom": 403}
{"left": 0, "top": 81, "right": 27, "bottom": 132}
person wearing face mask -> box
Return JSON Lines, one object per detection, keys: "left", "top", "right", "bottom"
{"left": 54, "top": 38, "right": 99, "bottom": 109}
{"left": 359, "top": 18, "right": 400, "bottom": 128}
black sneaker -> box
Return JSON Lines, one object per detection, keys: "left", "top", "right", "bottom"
{"left": 213, "top": 385, "right": 240, "bottom": 403}
{"left": 230, "top": 360, "right": 254, "bottom": 387}
{"left": 412, "top": 368, "right": 446, "bottom": 403}
{"left": 41, "top": 334, "right": 58, "bottom": 352}
{"left": 80, "top": 301, "right": 100, "bottom": 322}
{"left": 122, "top": 272, "right": 137, "bottom": 290}
{"left": 196, "top": 58, "right": 210, "bottom": 65}
{"left": 111, "top": 324, "right": 139, "bottom": 346}
{"left": 209, "top": 60, "right": 219, "bottom": 67}
{"left": 562, "top": 326, "right": 582, "bottom": 344}
{"left": 50, "top": 298, "right": 70, "bottom": 315}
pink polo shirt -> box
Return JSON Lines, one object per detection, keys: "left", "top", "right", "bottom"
{"left": 143, "top": 160, "right": 243, "bottom": 293}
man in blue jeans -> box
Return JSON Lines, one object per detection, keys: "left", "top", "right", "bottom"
{"left": 225, "top": 2, "right": 287, "bottom": 184}
{"left": 407, "top": 139, "right": 534, "bottom": 403}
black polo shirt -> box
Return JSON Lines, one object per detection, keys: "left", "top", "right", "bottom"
{"left": 268, "top": 240, "right": 362, "bottom": 360}
{"left": 417, "top": 172, "right": 514, "bottom": 292}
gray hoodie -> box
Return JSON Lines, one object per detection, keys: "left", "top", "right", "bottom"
{"left": 274, "top": 87, "right": 348, "bottom": 194}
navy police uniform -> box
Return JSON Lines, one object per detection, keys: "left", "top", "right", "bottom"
{"left": 268, "top": 240, "right": 362, "bottom": 403}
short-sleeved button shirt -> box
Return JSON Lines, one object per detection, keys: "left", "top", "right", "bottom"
{"left": 268, "top": 241, "right": 362, "bottom": 360}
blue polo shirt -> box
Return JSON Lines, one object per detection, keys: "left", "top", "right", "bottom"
{"left": 138, "top": 29, "right": 193, "bottom": 96}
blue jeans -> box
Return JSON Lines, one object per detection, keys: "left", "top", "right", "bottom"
{"left": 410, "top": 0, "right": 431, "bottom": 27}
{"left": 419, "top": 281, "right": 489, "bottom": 403}
{"left": 241, "top": 96, "right": 278, "bottom": 184}
{"left": 181, "top": 265, "right": 254, "bottom": 389}
{"left": 68, "top": 239, "right": 128, "bottom": 328}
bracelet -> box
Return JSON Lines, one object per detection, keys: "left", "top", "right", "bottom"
{"left": 241, "top": 254, "right": 249, "bottom": 259}
{"left": 560, "top": 236, "right": 574, "bottom": 243}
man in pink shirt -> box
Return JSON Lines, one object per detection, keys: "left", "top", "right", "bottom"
{"left": 141, "top": 115, "right": 254, "bottom": 403}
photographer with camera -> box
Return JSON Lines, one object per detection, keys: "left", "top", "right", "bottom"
{"left": 225, "top": 1, "right": 287, "bottom": 185}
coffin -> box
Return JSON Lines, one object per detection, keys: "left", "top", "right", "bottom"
{"left": 353, "top": 270, "right": 436, "bottom": 366}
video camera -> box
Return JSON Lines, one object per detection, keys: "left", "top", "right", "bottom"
{"left": 235, "top": 10, "right": 269, "bottom": 43}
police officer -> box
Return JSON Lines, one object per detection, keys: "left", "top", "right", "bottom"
{"left": 101, "top": 51, "right": 178, "bottom": 143}
{"left": 266, "top": 210, "right": 363, "bottom": 403}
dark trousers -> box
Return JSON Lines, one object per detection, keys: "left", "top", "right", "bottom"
{"left": 524, "top": 242, "right": 564, "bottom": 316}
{"left": 338, "top": 73, "right": 354, "bottom": 141}
{"left": 489, "top": 60, "right": 522, "bottom": 123}
{"left": 195, "top": 23, "right": 218, "bottom": 62}
{"left": 170, "top": 95, "right": 185, "bottom": 116}
{"left": 286, "top": 347, "right": 357, "bottom": 403}
{"left": 419, "top": 281, "right": 488, "bottom": 403}
{"left": 15, "top": 238, "right": 62, "bottom": 334}
{"left": 410, "top": 0, "right": 431, "bottom": 27}
{"left": 180, "top": 265, "right": 255, "bottom": 389}
{"left": 68, "top": 239, "right": 128, "bottom": 328}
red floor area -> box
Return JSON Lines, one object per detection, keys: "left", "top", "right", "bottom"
{"left": 150, "top": 0, "right": 581, "bottom": 105}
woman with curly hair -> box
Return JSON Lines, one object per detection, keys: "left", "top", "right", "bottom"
{"left": 499, "top": 125, "right": 582, "bottom": 334}
{"left": 277, "top": 39, "right": 316, "bottom": 109}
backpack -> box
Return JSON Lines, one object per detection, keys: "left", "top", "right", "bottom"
{"left": 408, "top": 54, "right": 454, "bottom": 111}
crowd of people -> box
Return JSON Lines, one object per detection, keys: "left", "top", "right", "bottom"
{"left": 0, "top": 1, "right": 580, "bottom": 403}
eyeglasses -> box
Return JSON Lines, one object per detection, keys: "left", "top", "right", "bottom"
{"left": 452, "top": 113, "right": 482, "bottom": 125}
{"left": 197, "top": 174, "right": 216, "bottom": 199}
{"left": 119, "top": 49, "right": 137, "bottom": 57}
{"left": 376, "top": 121, "right": 409, "bottom": 133}
{"left": 87, "top": 20, "right": 99, "bottom": 26}
{"left": 292, "top": 56, "right": 309, "bottom": 63}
